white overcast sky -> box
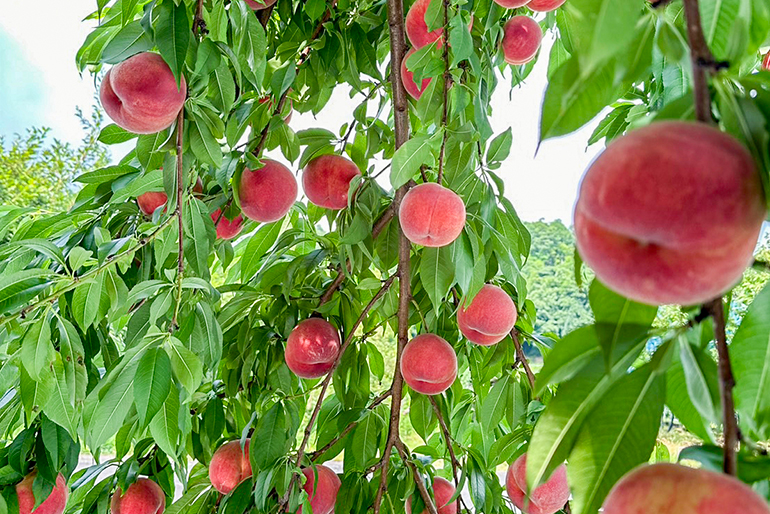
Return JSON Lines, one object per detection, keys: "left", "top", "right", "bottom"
{"left": 0, "top": 0, "right": 602, "bottom": 223}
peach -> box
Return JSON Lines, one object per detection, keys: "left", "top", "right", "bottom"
{"left": 137, "top": 192, "right": 167, "bottom": 216}
{"left": 299, "top": 465, "right": 341, "bottom": 514}
{"left": 502, "top": 16, "right": 543, "bottom": 65}
{"left": 302, "top": 154, "right": 361, "bottom": 210}
{"left": 245, "top": 0, "right": 276, "bottom": 9}
{"left": 400, "top": 334, "right": 457, "bottom": 395}
{"left": 100, "top": 52, "right": 186, "bottom": 134}
{"left": 209, "top": 440, "right": 252, "bottom": 494}
{"left": 238, "top": 159, "right": 298, "bottom": 223}
{"left": 17, "top": 473, "right": 68, "bottom": 514}
{"left": 506, "top": 454, "right": 569, "bottom": 514}
{"left": 401, "top": 48, "right": 433, "bottom": 100}
{"left": 574, "top": 121, "right": 765, "bottom": 306}
{"left": 211, "top": 209, "right": 244, "bottom": 240}
{"left": 399, "top": 183, "right": 466, "bottom": 247}
{"left": 602, "top": 463, "right": 770, "bottom": 514}
{"left": 494, "top": 0, "right": 532, "bottom": 7}
{"left": 406, "top": 477, "right": 457, "bottom": 514}
{"left": 457, "top": 284, "right": 517, "bottom": 346}
{"left": 763, "top": 53, "right": 770, "bottom": 71}
{"left": 526, "top": 0, "right": 565, "bottom": 11}
{"left": 110, "top": 478, "right": 165, "bottom": 514}
{"left": 405, "top": 0, "right": 472, "bottom": 48}
{"left": 285, "top": 318, "right": 341, "bottom": 379}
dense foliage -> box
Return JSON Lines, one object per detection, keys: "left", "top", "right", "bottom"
{"left": 2, "top": 0, "right": 770, "bottom": 513}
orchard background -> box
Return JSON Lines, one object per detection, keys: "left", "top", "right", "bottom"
{"left": 2, "top": 0, "right": 770, "bottom": 512}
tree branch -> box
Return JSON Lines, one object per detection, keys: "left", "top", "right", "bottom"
{"left": 706, "top": 298, "right": 739, "bottom": 475}
{"left": 682, "top": 0, "right": 738, "bottom": 476}
{"left": 280, "top": 275, "right": 395, "bottom": 511}
{"left": 511, "top": 330, "right": 536, "bottom": 392}
{"left": 429, "top": 397, "right": 470, "bottom": 513}
{"left": 394, "top": 439, "right": 439, "bottom": 514}
{"left": 171, "top": 110, "right": 185, "bottom": 330}
{"left": 193, "top": 0, "right": 207, "bottom": 35}
{"left": 309, "top": 390, "right": 392, "bottom": 461}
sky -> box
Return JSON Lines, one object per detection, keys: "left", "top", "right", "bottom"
{"left": 0, "top": 0, "right": 602, "bottom": 223}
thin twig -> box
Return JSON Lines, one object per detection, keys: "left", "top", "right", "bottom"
{"left": 429, "top": 397, "right": 470, "bottom": 513}
{"left": 682, "top": 0, "right": 716, "bottom": 122}
{"left": 309, "top": 390, "right": 392, "bottom": 461}
{"left": 706, "top": 298, "right": 739, "bottom": 475}
{"left": 171, "top": 110, "right": 185, "bottom": 330}
{"left": 394, "top": 439, "right": 439, "bottom": 514}
{"left": 279, "top": 276, "right": 396, "bottom": 511}
{"left": 436, "top": 0, "right": 451, "bottom": 186}
{"left": 193, "top": 0, "right": 207, "bottom": 35}
{"left": 511, "top": 330, "right": 536, "bottom": 392}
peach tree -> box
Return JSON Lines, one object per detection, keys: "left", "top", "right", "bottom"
{"left": 1, "top": 0, "right": 770, "bottom": 512}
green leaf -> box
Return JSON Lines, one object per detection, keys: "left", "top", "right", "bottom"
{"left": 345, "top": 412, "right": 381, "bottom": 471}
{"left": 390, "top": 135, "right": 433, "bottom": 188}
{"left": 526, "top": 338, "right": 646, "bottom": 492}
{"left": 101, "top": 21, "right": 152, "bottom": 64}
{"left": 240, "top": 220, "right": 283, "bottom": 281}
{"left": 732, "top": 282, "right": 770, "bottom": 439}
{"left": 568, "top": 364, "right": 665, "bottom": 514}
{"left": 165, "top": 484, "right": 211, "bottom": 514}
{"left": 250, "top": 403, "right": 288, "bottom": 468}
{"left": 420, "top": 246, "right": 455, "bottom": 314}
{"left": 0, "top": 270, "right": 57, "bottom": 314}
{"left": 211, "top": 64, "right": 236, "bottom": 113}
{"left": 149, "top": 387, "right": 180, "bottom": 457}
{"left": 0, "top": 239, "right": 66, "bottom": 269}
{"left": 677, "top": 335, "right": 720, "bottom": 426}
{"left": 20, "top": 366, "right": 53, "bottom": 423}
{"left": 536, "top": 326, "right": 600, "bottom": 394}
{"left": 409, "top": 393, "right": 436, "bottom": 441}
{"left": 486, "top": 128, "right": 512, "bottom": 165}
{"left": 71, "top": 273, "right": 109, "bottom": 330}
{"left": 167, "top": 339, "right": 203, "bottom": 395}
{"left": 97, "top": 125, "right": 139, "bottom": 145}
{"left": 42, "top": 356, "right": 79, "bottom": 439}
{"left": 20, "top": 318, "right": 54, "bottom": 381}
{"left": 183, "top": 197, "right": 216, "bottom": 279}
{"left": 480, "top": 375, "right": 510, "bottom": 433}
{"left": 155, "top": 0, "right": 190, "bottom": 87}
{"left": 271, "top": 63, "right": 296, "bottom": 97}
{"left": 134, "top": 347, "right": 173, "bottom": 427}
{"left": 193, "top": 303, "right": 223, "bottom": 367}
{"left": 189, "top": 120, "right": 223, "bottom": 168}
{"left": 700, "top": 0, "right": 742, "bottom": 60}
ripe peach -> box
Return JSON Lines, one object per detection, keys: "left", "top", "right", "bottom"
{"left": 574, "top": 121, "right": 765, "bottom": 306}
{"left": 406, "top": 0, "right": 473, "bottom": 48}
{"left": 457, "top": 284, "right": 517, "bottom": 346}
{"left": 401, "top": 48, "right": 432, "bottom": 100}
{"left": 17, "top": 473, "right": 68, "bottom": 514}
{"left": 406, "top": 477, "right": 457, "bottom": 514}
{"left": 209, "top": 440, "right": 252, "bottom": 494}
{"left": 100, "top": 52, "right": 186, "bottom": 134}
{"left": 494, "top": 0, "right": 532, "bottom": 7}
{"left": 285, "top": 318, "right": 341, "bottom": 379}
{"left": 400, "top": 334, "right": 457, "bottom": 395}
{"left": 137, "top": 192, "right": 167, "bottom": 216}
{"left": 110, "top": 478, "right": 165, "bottom": 514}
{"left": 238, "top": 159, "right": 298, "bottom": 223}
{"left": 245, "top": 0, "right": 276, "bottom": 9}
{"left": 302, "top": 154, "right": 361, "bottom": 210}
{"left": 502, "top": 16, "right": 543, "bottom": 65}
{"left": 399, "top": 183, "right": 466, "bottom": 247}
{"left": 506, "top": 454, "right": 569, "bottom": 514}
{"left": 602, "top": 463, "right": 770, "bottom": 514}
{"left": 526, "top": 0, "right": 565, "bottom": 11}
{"left": 211, "top": 209, "right": 244, "bottom": 240}
{"left": 763, "top": 53, "right": 770, "bottom": 71}
{"left": 299, "top": 465, "right": 341, "bottom": 514}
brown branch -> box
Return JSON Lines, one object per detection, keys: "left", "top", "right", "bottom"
{"left": 682, "top": 0, "right": 716, "bottom": 123}
{"left": 436, "top": 0, "right": 451, "bottom": 186}
{"left": 511, "top": 330, "right": 536, "bottom": 393}
{"left": 429, "top": 397, "right": 470, "bottom": 513}
{"left": 193, "top": 0, "right": 207, "bottom": 35}
{"left": 682, "top": 0, "right": 738, "bottom": 477}
{"left": 279, "top": 276, "right": 395, "bottom": 511}
{"left": 171, "top": 109, "right": 185, "bottom": 330}
{"left": 394, "top": 439, "right": 439, "bottom": 514}
{"left": 706, "top": 298, "right": 739, "bottom": 476}
{"left": 309, "top": 390, "right": 392, "bottom": 461}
